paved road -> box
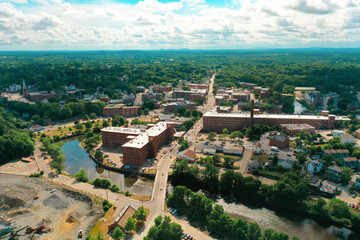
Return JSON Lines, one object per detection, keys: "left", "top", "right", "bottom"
{"left": 239, "top": 148, "right": 253, "bottom": 175}
{"left": 134, "top": 74, "right": 216, "bottom": 240}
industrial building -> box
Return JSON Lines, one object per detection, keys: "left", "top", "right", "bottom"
{"left": 101, "top": 122, "right": 174, "bottom": 166}
{"left": 103, "top": 105, "right": 140, "bottom": 117}
{"left": 203, "top": 110, "right": 350, "bottom": 132}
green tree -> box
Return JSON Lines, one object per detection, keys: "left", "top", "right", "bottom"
{"left": 97, "top": 232, "right": 104, "bottom": 240}
{"left": 89, "top": 113, "right": 97, "bottom": 119}
{"left": 102, "top": 120, "right": 109, "bottom": 127}
{"left": 82, "top": 114, "right": 90, "bottom": 120}
{"left": 112, "top": 227, "right": 125, "bottom": 240}
{"left": 341, "top": 167, "right": 354, "bottom": 185}
{"left": 85, "top": 121, "right": 92, "bottom": 129}
{"left": 223, "top": 157, "right": 235, "bottom": 168}
{"left": 222, "top": 128, "right": 228, "bottom": 135}
{"left": 134, "top": 206, "right": 147, "bottom": 222}
{"left": 75, "top": 123, "right": 84, "bottom": 131}
{"left": 296, "top": 154, "right": 307, "bottom": 165}
{"left": 125, "top": 216, "right": 136, "bottom": 233}
{"left": 95, "top": 150, "right": 104, "bottom": 163}
{"left": 73, "top": 169, "right": 88, "bottom": 182}
{"left": 247, "top": 222, "right": 261, "bottom": 240}
{"left": 213, "top": 154, "right": 221, "bottom": 166}
{"left": 273, "top": 155, "right": 278, "bottom": 165}
{"left": 154, "top": 215, "right": 162, "bottom": 226}
{"left": 208, "top": 132, "right": 216, "bottom": 140}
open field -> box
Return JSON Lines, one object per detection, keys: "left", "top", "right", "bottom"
{"left": 0, "top": 174, "right": 102, "bottom": 240}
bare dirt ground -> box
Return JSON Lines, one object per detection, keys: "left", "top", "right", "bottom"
{"left": 0, "top": 160, "right": 39, "bottom": 176}
{"left": 0, "top": 174, "right": 101, "bottom": 240}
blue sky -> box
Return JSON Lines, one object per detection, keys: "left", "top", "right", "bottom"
{"left": 0, "top": 0, "right": 359, "bottom": 50}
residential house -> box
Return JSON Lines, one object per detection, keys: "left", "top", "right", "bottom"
{"left": 322, "top": 149, "right": 350, "bottom": 159}
{"left": 305, "top": 91, "right": 322, "bottom": 106}
{"left": 341, "top": 157, "right": 359, "bottom": 169}
{"left": 326, "top": 166, "right": 342, "bottom": 182}
{"left": 341, "top": 134, "right": 355, "bottom": 144}
{"left": 356, "top": 129, "right": 360, "bottom": 139}
{"left": 306, "top": 160, "right": 323, "bottom": 173}
{"left": 177, "top": 149, "right": 196, "bottom": 163}
{"left": 108, "top": 205, "right": 137, "bottom": 232}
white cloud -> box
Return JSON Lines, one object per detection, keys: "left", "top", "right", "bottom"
{"left": 0, "top": 0, "right": 359, "bottom": 49}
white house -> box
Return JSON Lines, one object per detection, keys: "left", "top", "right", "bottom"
{"left": 306, "top": 160, "right": 323, "bottom": 173}
{"left": 341, "top": 134, "right": 355, "bottom": 144}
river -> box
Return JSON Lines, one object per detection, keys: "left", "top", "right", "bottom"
{"left": 61, "top": 136, "right": 154, "bottom": 196}
{"left": 215, "top": 198, "right": 360, "bottom": 240}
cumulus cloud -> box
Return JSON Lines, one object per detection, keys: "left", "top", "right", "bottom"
{"left": 0, "top": 0, "right": 359, "bottom": 49}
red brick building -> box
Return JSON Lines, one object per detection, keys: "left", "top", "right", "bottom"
{"left": 103, "top": 105, "right": 140, "bottom": 117}
{"left": 122, "top": 122, "right": 175, "bottom": 166}
{"left": 280, "top": 124, "right": 315, "bottom": 135}
{"left": 269, "top": 134, "right": 290, "bottom": 149}
{"left": 203, "top": 111, "right": 350, "bottom": 132}
{"left": 101, "top": 127, "right": 141, "bottom": 147}
{"left": 187, "top": 83, "right": 207, "bottom": 89}
{"left": 25, "top": 91, "right": 58, "bottom": 101}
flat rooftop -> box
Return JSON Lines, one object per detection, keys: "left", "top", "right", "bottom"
{"left": 280, "top": 124, "right": 315, "bottom": 130}
{"left": 203, "top": 111, "right": 350, "bottom": 121}
{"left": 101, "top": 127, "right": 142, "bottom": 135}
{"left": 122, "top": 122, "right": 172, "bottom": 149}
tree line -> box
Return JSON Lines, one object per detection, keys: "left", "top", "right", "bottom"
{"left": 171, "top": 160, "right": 360, "bottom": 232}
{"left": 167, "top": 185, "right": 299, "bottom": 240}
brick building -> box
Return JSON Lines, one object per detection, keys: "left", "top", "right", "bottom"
{"left": 187, "top": 83, "right": 207, "bottom": 89}
{"left": 101, "top": 127, "right": 141, "bottom": 147}
{"left": 172, "top": 89, "right": 206, "bottom": 101}
{"left": 203, "top": 111, "right": 349, "bottom": 132}
{"left": 103, "top": 105, "right": 140, "bottom": 117}
{"left": 25, "top": 91, "right": 58, "bottom": 101}
{"left": 142, "top": 92, "right": 163, "bottom": 101}
{"left": 280, "top": 124, "right": 315, "bottom": 135}
{"left": 231, "top": 93, "right": 250, "bottom": 102}
{"left": 122, "top": 122, "right": 175, "bottom": 166}
{"left": 269, "top": 134, "right": 290, "bottom": 149}
{"left": 162, "top": 102, "right": 196, "bottom": 113}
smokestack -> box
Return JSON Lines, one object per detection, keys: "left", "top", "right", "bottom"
{"left": 250, "top": 100, "right": 254, "bottom": 129}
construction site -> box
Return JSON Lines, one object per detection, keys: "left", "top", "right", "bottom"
{"left": 0, "top": 174, "right": 102, "bottom": 240}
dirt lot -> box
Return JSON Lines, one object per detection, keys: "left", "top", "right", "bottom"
{"left": 0, "top": 174, "right": 101, "bottom": 240}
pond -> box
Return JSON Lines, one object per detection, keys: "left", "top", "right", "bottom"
{"left": 61, "top": 136, "right": 154, "bottom": 196}
{"left": 215, "top": 198, "right": 360, "bottom": 240}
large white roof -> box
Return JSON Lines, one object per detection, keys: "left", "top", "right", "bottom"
{"left": 203, "top": 111, "right": 350, "bottom": 121}
{"left": 101, "top": 127, "right": 141, "bottom": 135}
{"left": 122, "top": 122, "right": 171, "bottom": 149}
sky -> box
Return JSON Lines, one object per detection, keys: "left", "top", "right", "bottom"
{"left": 0, "top": 0, "right": 360, "bottom": 50}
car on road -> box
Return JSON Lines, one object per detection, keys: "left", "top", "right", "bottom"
{"left": 50, "top": 188, "right": 57, "bottom": 193}
{"left": 287, "top": 154, "right": 292, "bottom": 157}
{"left": 348, "top": 202, "right": 352, "bottom": 207}
{"left": 160, "top": 187, "right": 163, "bottom": 191}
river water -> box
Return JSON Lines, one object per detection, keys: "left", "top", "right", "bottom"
{"left": 215, "top": 198, "right": 360, "bottom": 240}
{"left": 61, "top": 136, "right": 154, "bottom": 195}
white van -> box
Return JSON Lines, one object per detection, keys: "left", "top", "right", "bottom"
{"left": 270, "top": 146, "right": 279, "bottom": 152}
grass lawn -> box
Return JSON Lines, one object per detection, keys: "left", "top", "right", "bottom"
{"left": 258, "top": 169, "right": 283, "bottom": 180}
{"left": 89, "top": 206, "right": 117, "bottom": 240}
{"left": 252, "top": 153, "right": 269, "bottom": 163}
